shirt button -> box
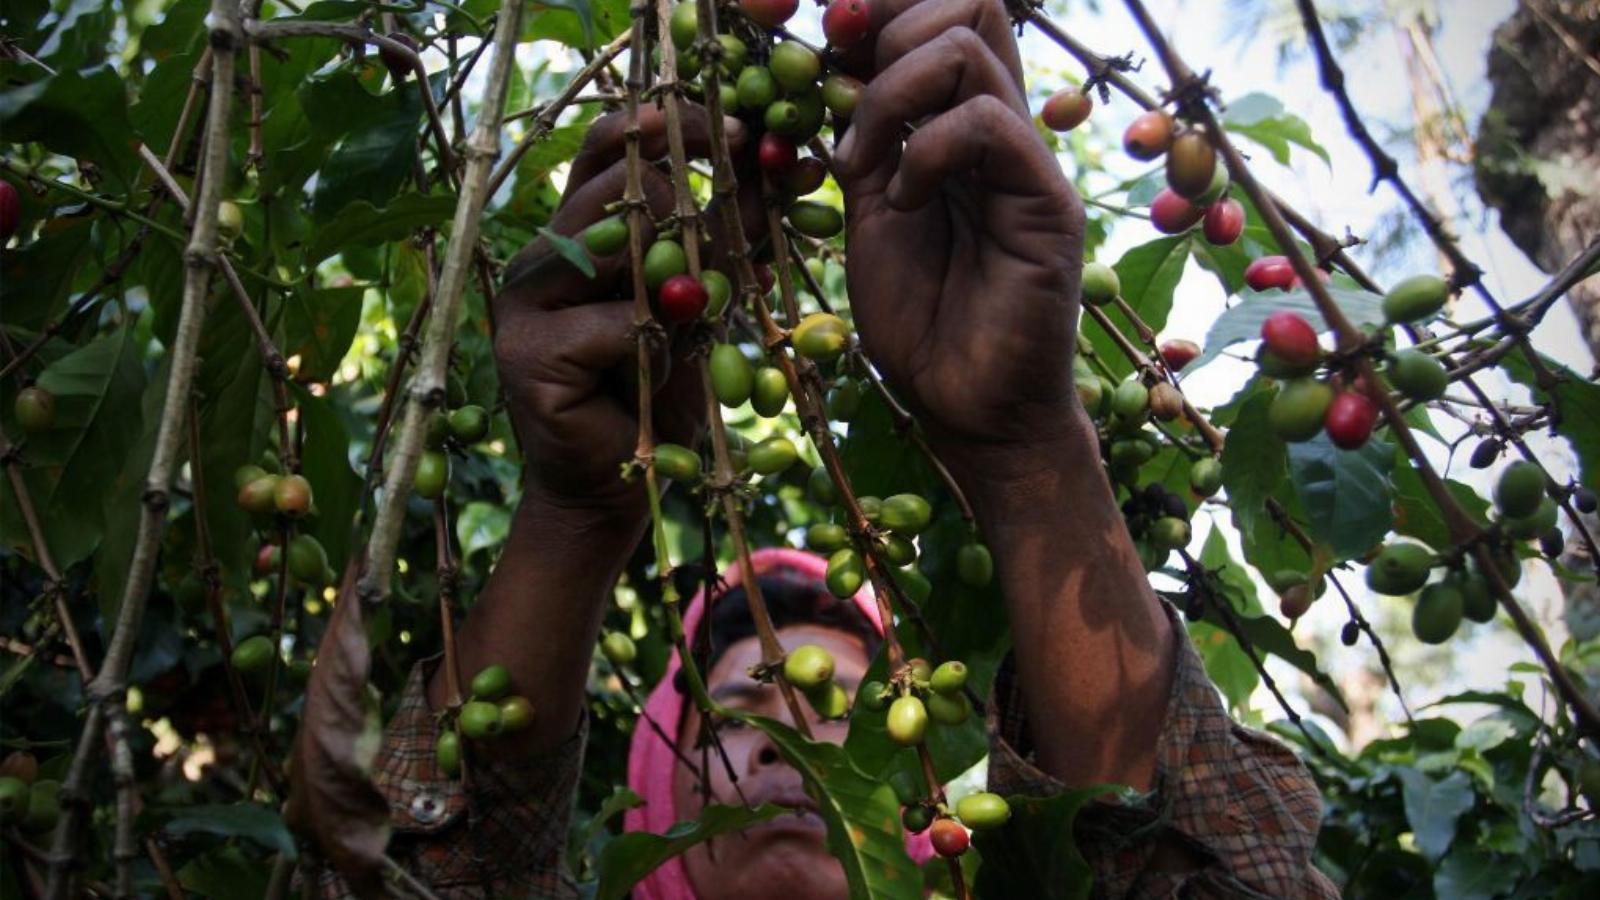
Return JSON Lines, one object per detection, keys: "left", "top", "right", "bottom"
{"left": 410, "top": 792, "right": 444, "bottom": 824}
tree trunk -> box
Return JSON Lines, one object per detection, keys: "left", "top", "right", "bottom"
{"left": 1474, "top": 0, "right": 1600, "bottom": 362}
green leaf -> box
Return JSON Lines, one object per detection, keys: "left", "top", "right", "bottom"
{"left": 293, "top": 384, "right": 362, "bottom": 578}
{"left": 1503, "top": 352, "right": 1600, "bottom": 492}
{"left": 1219, "top": 380, "right": 1312, "bottom": 576}
{"left": 92, "top": 356, "right": 168, "bottom": 628}
{"left": 568, "top": 785, "right": 642, "bottom": 876}
{"left": 1434, "top": 847, "right": 1520, "bottom": 900}
{"left": 311, "top": 84, "right": 424, "bottom": 222}
{"left": 0, "top": 216, "right": 95, "bottom": 331}
{"left": 0, "top": 66, "right": 137, "bottom": 189}
{"left": 33, "top": 0, "right": 114, "bottom": 70}
{"left": 525, "top": 0, "right": 630, "bottom": 48}
{"left": 537, "top": 226, "right": 596, "bottom": 278}
{"left": 1398, "top": 768, "right": 1474, "bottom": 861}
{"left": 1222, "top": 92, "right": 1330, "bottom": 166}
{"left": 176, "top": 845, "right": 272, "bottom": 898}
{"left": 1083, "top": 235, "right": 1189, "bottom": 379}
{"left": 593, "top": 803, "right": 784, "bottom": 900}
{"left": 304, "top": 194, "right": 457, "bottom": 266}
{"left": 1287, "top": 433, "right": 1395, "bottom": 562}
{"left": 284, "top": 285, "right": 365, "bottom": 383}
{"left": 1187, "top": 620, "right": 1260, "bottom": 709}
{"left": 456, "top": 501, "right": 512, "bottom": 561}
{"left": 1190, "top": 286, "right": 1385, "bottom": 373}
{"left": 971, "top": 786, "right": 1114, "bottom": 900}
{"left": 1392, "top": 454, "right": 1489, "bottom": 552}
{"left": 132, "top": 49, "right": 205, "bottom": 157}
{"left": 740, "top": 715, "right": 922, "bottom": 899}
{"left": 163, "top": 803, "right": 297, "bottom": 858}
{"left": 193, "top": 292, "right": 269, "bottom": 593}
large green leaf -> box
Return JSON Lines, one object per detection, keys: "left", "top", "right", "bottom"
{"left": 1287, "top": 433, "right": 1395, "bottom": 562}
{"left": 293, "top": 384, "right": 362, "bottom": 577}
{"left": 742, "top": 715, "right": 922, "bottom": 900}
{"left": 163, "top": 803, "right": 297, "bottom": 858}
{"left": 0, "top": 65, "right": 137, "bottom": 189}
{"left": 33, "top": 0, "right": 115, "bottom": 70}
{"left": 92, "top": 355, "right": 168, "bottom": 626}
{"left": 1190, "top": 286, "right": 1385, "bottom": 373}
{"left": 1083, "top": 235, "right": 1189, "bottom": 380}
{"left": 0, "top": 216, "right": 96, "bottom": 332}
{"left": 310, "top": 82, "right": 424, "bottom": 222}
{"left": 593, "top": 803, "right": 785, "bottom": 900}
{"left": 524, "top": 0, "right": 630, "bottom": 48}
{"left": 1503, "top": 352, "right": 1600, "bottom": 492}
{"left": 1397, "top": 768, "right": 1474, "bottom": 861}
{"left": 1392, "top": 453, "right": 1490, "bottom": 552}
{"left": 1187, "top": 620, "right": 1260, "bottom": 709}
{"left": 1222, "top": 92, "right": 1330, "bottom": 166}
{"left": 284, "top": 285, "right": 364, "bottom": 383}
{"left": 971, "top": 786, "right": 1113, "bottom": 900}
{"left": 193, "top": 291, "right": 269, "bottom": 595}
{"left": 304, "top": 194, "right": 457, "bottom": 265}
{"left": 1218, "top": 380, "right": 1312, "bottom": 576}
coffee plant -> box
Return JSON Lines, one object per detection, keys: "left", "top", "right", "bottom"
{"left": 1, "top": 0, "right": 1597, "bottom": 897}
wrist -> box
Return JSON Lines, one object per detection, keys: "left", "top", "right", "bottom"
{"left": 516, "top": 482, "right": 650, "bottom": 544}
{"left": 930, "top": 405, "right": 1101, "bottom": 517}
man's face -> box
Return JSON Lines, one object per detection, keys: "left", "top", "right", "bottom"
{"left": 671, "top": 622, "right": 870, "bottom": 900}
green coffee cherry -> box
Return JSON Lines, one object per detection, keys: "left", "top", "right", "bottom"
{"left": 1110, "top": 380, "right": 1149, "bottom": 420}
{"left": 787, "top": 201, "right": 844, "bottom": 239}
{"left": 821, "top": 73, "right": 863, "bottom": 116}
{"left": 808, "top": 466, "right": 838, "bottom": 505}
{"left": 783, "top": 644, "right": 835, "bottom": 690}
{"left": 1190, "top": 457, "right": 1223, "bottom": 497}
{"left": 436, "top": 730, "right": 462, "bottom": 777}
{"left": 1080, "top": 262, "right": 1120, "bottom": 306}
{"left": 0, "top": 776, "right": 29, "bottom": 824}
{"left": 1412, "top": 581, "right": 1464, "bottom": 644}
{"left": 459, "top": 700, "right": 503, "bottom": 739}
{"left": 886, "top": 695, "right": 928, "bottom": 746}
{"left": 827, "top": 379, "right": 863, "bottom": 422}
{"left": 747, "top": 436, "right": 799, "bottom": 475}
{"left": 449, "top": 405, "right": 490, "bottom": 443}
{"left": 232, "top": 634, "right": 276, "bottom": 675}
{"left": 653, "top": 443, "right": 701, "bottom": 482}
{"left": 956, "top": 792, "right": 1011, "bottom": 830}
{"left": 806, "top": 522, "right": 849, "bottom": 553}
{"left": 887, "top": 769, "right": 921, "bottom": 805}
{"left": 736, "top": 66, "right": 778, "bottom": 109}
{"left": 750, "top": 367, "right": 790, "bottom": 417}
{"left": 602, "top": 631, "right": 637, "bottom": 667}
{"left": 929, "top": 661, "right": 968, "bottom": 695}
{"left": 234, "top": 464, "right": 268, "bottom": 490}
{"left": 880, "top": 494, "right": 932, "bottom": 535}
{"left": 717, "top": 34, "right": 747, "bottom": 74}
{"left": 792, "top": 313, "right": 850, "bottom": 363}
{"left": 907, "top": 658, "right": 934, "bottom": 684}
{"left": 702, "top": 270, "right": 733, "bottom": 317}
{"left": 1494, "top": 461, "right": 1545, "bottom": 519}
{"left": 1504, "top": 498, "right": 1558, "bottom": 541}
{"left": 926, "top": 690, "right": 971, "bottom": 726}
{"left": 20, "top": 780, "right": 58, "bottom": 833}
{"left": 1268, "top": 378, "right": 1334, "bottom": 442}
{"left": 1365, "top": 542, "right": 1434, "bottom": 595}
{"left": 956, "top": 542, "right": 993, "bottom": 588}
{"left": 414, "top": 450, "right": 450, "bottom": 499}
{"left": 1386, "top": 350, "right": 1447, "bottom": 402}
{"left": 769, "top": 41, "right": 821, "bottom": 92}
{"left": 807, "top": 682, "right": 850, "bottom": 719}
{"left": 858, "top": 680, "right": 891, "bottom": 713}
{"left": 764, "top": 100, "right": 802, "bottom": 135}
{"left": 643, "top": 239, "right": 688, "bottom": 290}
{"left": 582, "top": 216, "right": 629, "bottom": 256}
{"left": 668, "top": 2, "right": 698, "bottom": 50}
{"left": 470, "top": 664, "right": 512, "bottom": 701}
{"left": 879, "top": 533, "right": 917, "bottom": 566}
{"left": 857, "top": 496, "right": 882, "bottom": 523}
{"left": 826, "top": 547, "right": 865, "bottom": 598}
{"left": 1150, "top": 516, "right": 1191, "bottom": 551}
{"left": 287, "top": 534, "right": 330, "bottom": 585}
{"left": 709, "top": 344, "right": 755, "bottom": 408}
{"left": 1452, "top": 570, "right": 1496, "bottom": 623}
{"left": 1383, "top": 274, "right": 1449, "bottom": 324}
{"left": 893, "top": 567, "right": 932, "bottom": 604}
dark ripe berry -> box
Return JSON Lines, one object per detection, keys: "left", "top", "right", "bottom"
{"left": 1244, "top": 255, "right": 1296, "bottom": 292}
{"left": 1278, "top": 584, "right": 1313, "bottom": 619}
{"left": 1259, "top": 311, "right": 1320, "bottom": 367}
{"left": 1540, "top": 528, "right": 1565, "bottom": 558}
{"left": 1340, "top": 621, "right": 1360, "bottom": 646}
{"left": 755, "top": 264, "right": 776, "bottom": 295}
{"left": 1202, "top": 199, "right": 1245, "bottom": 246}
{"left": 1324, "top": 392, "right": 1378, "bottom": 449}
{"left": 1123, "top": 109, "right": 1175, "bottom": 160}
{"left": 1575, "top": 487, "right": 1598, "bottom": 514}
{"left": 1468, "top": 437, "right": 1502, "bottom": 469}
{"left": 780, "top": 156, "right": 828, "bottom": 195}
{"left": 658, "top": 274, "right": 709, "bottom": 323}
{"left": 902, "top": 804, "right": 934, "bottom": 833}
{"left": 1163, "top": 493, "right": 1188, "bottom": 519}
{"left": 1160, "top": 339, "right": 1201, "bottom": 372}
{"left": 741, "top": 0, "right": 799, "bottom": 28}
{"left": 1041, "top": 89, "right": 1093, "bottom": 132}
{"left": 1165, "top": 130, "right": 1217, "bottom": 198}
{"left": 930, "top": 818, "right": 970, "bottom": 857}
{"left": 758, "top": 133, "right": 797, "bottom": 173}
{"left": 822, "top": 0, "right": 871, "bottom": 47}
{"left": 0, "top": 180, "right": 20, "bottom": 241}
{"left": 379, "top": 32, "right": 419, "bottom": 81}
{"left": 12, "top": 386, "right": 55, "bottom": 433}
{"left": 1149, "top": 188, "right": 1203, "bottom": 234}
{"left": 254, "top": 543, "right": 280, "bottom": 577}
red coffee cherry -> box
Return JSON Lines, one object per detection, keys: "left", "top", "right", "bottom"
{"left": 758, "top": 133, "right": 797, "bottom": 173}
{"left": 1260, "top": 312, "right": 1321, "bottom": 368}
{"left": 822, "top": 0, "right": 870, "bottom": 47}
{"left": 1202, "top": 198, "right": 1244, "bottom": 246}
{"left": 658, "top": 274, "right": 708, "bottom": 323}
{"left": 0, "top": 180, "right": 21, "bottom": 241}
{"left": 930, "top": 818, "right": 970, "bottom": 858}
{"left": 1150, "top": 189, "right": 1203, "bottom": 235}
{"left": 1244, "top": 255, "right": 1296, "bottom": 292}
{"left": 1041, "top": 89, "right": 1093, "bottom": 132}
{"left": 741, "top": 0, "right": 799, "bottom": 28}
{"left": 1324, "top": 391, "right": 1378, "bottom": 449}
{"left": 780, "top": 156, "right": 828, "bottom": 195}
{"left": 1159, "top": 339, "right": 1201, "bottom": 372}
{"left": 1123, "top": 110, "right": 1175, "bottom": 160}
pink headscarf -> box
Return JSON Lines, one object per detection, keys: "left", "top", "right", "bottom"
{"left": 623, "top": 548, "right": 934, "bottom": 900}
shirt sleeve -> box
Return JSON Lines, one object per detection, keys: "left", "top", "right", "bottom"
{"left": 986, "top": 602, "right": 1339, "bottom": 899}
{"left": 314, "top": 658, "right": 588, "bottom": 899}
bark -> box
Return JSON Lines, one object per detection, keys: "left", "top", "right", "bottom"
{"left": 1474, "top": 0, "right": 1600, "bottom": 361}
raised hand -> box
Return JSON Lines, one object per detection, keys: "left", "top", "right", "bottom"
{"left": 833, "top": 0, "right": 1086, "bottom": 452}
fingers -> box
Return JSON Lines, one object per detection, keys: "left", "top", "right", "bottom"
{"left": 833, "top": 27, "right": 1029, "bottom": 183}
{"left": 873, "top": 0, "right": 1025, "bottom": 94}
{"left": 885, "top": 95, "right": 1073, "bottom": 214}
{"left": 566, "top": 103, "right": 748, "bottom": 196}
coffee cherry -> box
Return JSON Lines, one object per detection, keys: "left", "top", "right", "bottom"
{"left": 1189, "top": 457, "right": 1223, "bottom": 497}
{"left": 793, "top": 312, "right": 850, "bottom": 362}
{"left": 1278, "top": 584, "right": 1313, "bottom": 619}
{"left": 1449, "top": 570, "right": 1495, "bottom": 623}
{"left": 788, "top": 201, "right": 844, "bottom": 239}
{"left": 1076, "top": 376, "right": 1105, "bottom": 417}
{"left": 1575, "top": 487, "right": 1598, "bottom": 514}
{"left": 448, "top": 405, "right": 490, "bottom": 444}
{"left": 781, "top": 157, "right": 830, "bottom": 197}
{"left": 741, "top": 0, "right": 799, "bottom": 28}
{"left": 379, "top": 32, "right": 418, "bottom": 81}
{"left": 770, "top": 41, "right": 821, "bottom": 92}
{"left": 859, "top": 681, "right": 891, "bottom": 713}
{"left": 287, "top": 534, "right": 330, "bottom": 585}
{"left": 1, "top": 751, "right": 38, "bottom": 786}
{"left": 956, "top": 792, "right": 1011, "bottom": 830}
{"left": 232, "top": 634, "right": 276, "bottom": 675}
{"left": 470, "top": 664, "right": 512, "bottom": 701}
{"left": 1042, "top": 89, "right": 1093, "bottom": 132}
{"left": 1080, "top": 261, "right": 1120, "bottom": 306}
{"left": 1366, "top": 542, "right": 1434, "bottom": 595}
{"left": 217, "top": 201, "right": 244, "bottom": 243}
{"left": 659, "top": 274, "right": 709, "bottom": 323}
{"left": 425, "top": 409, "right": 451, "bottom": 448}
{"left": 1160, "top": 339, "right": 1201, "bottom": 372}
{"left": 1269, "top": 378, "right": 1334, "bottom": 442}
{"left": 1109, "top": 439, "right": 1154, "bottom": 468}
{"left": 1150, "top": 516, "right": 1191, "bottom": 551}
{"left": 459, "top": 700, "right": 503, "bottom": 739}
{"left": 902, "top": 804, "right": 934, "bottom": 833}
{"left": 747, "top": 436, "right": 799, "bottom": 475}
{"left": 1165, "top": 130, "right": 1216, "bottom": 198}
{"left": 1412, "top": 581, "right": 1463, "bottom": 644}
{"left": 1383, "top": 274, "right": 1449, "bottom": 324}
{"left": 810, "top": 75, "right": 863, "bottom": 121}
{"left": 930, "top": 818, "right": 969, "bottom": 857}
{"left": 887, "top": 769, "right": 921, "bottom": 805}
{"left": 435, "top": 730, "right": 462, "bottom": 777}
{"left": 1148, "top": 382, "right": 1184, "bottom": 422}
{"left": 1244, "top": 256, "right": 1296, "bottom": 292}
{"left": 1193, "top": 159, "right": 1231, "bottom": 206}
{"left": 0, "top": 180, "right": 20, "bottom": 240}
{"left": 1505, "top": 497, "right": 1558, "bottom": 541}
{"left": 0, "top": 776, "right": 27, "bottom": 824}
{"left": 930, "top": 661, "right": 967, "bottom": 695}
{"left": 809, "top": 466, "right": 839, "bottom": 505}
{"left": 669, "top": 2, "right": 699, "bottom": 50}
{"left": 1123, "top": 110, "right": 1175, "bottom": 160}
{"left": 752, "top": 133, "right": 795, "bottom": 175}
{"left": 273, "top": 474, "right": 314, "bottom": 517}
{"left": 738, "top": 65, "right": 779, "bottom": 110}
{"left": 822, "top": 0, "right": 871, "bottom": 47}
{"left": 926, "top": 690, "right": 971, "bottom": 725}
{"left": 1324, "top": 391, "right": 1378, "bottom": 449}
{"left": 653, "top": 443, "right": 701, "bottom": 483}
{"left": 1149, "top": 188, "right": 1203, "bottom": 234}
{"left": 582, "top": 216, "right": 628, "bottom": 256}
{"left": 1468, "top": 437, "right": 1502, "bottom": 469}
{"left": 1539, "top": 527, "right": 1565, "bottom": 558}
{"left": 807, "top": 522, "right": 848, "bottom": 553}
{"left": 1339, "top": 621, "right": 1360, "bottom": 646}
{"left": 826, "top": 547, "right": 865, "bottom": 598}
{"left": 254, "top": 543, "right": 281, "bottom": 577}
{"left": 879, "top": 533, "right": 917, "bottom": 566}
{"left": 414, "top": 449, "right": 450, "bottom": 499}
{"left": 1494, "top": 461, "right": 1544, "bottom": 519}
{"left": 1202, "top": 198, "right": 1245, "bottom": 246}
{"left": 823, "top": 378, "right": 861, "bottom": 422}
{"left": 956, "top": 542, "right": 993, "bottom": 588}
{"left": 1110, "top": 379, "right": 1149, "bottom": 420}
{"left": 784, "top": 644, "right": 836, "bottom": 690}
{"left": 764, "top": 99, "right": 801, "bottom": 136}
{"left": 601, "top": 632, "right": 637, "bottom": 667}
{"left": 886, "top": 695, "right": 928, "bottom": 746}
{"left": 880, "top": 494, "right": 932, "bottom": 535}
{"left": 906, "top": 657, "right": 933, "bottom": 684}
{"left": 709, "top": 344, "right": 755, "bottom": 408}
{"left": 13, "top": 386, "right": 55, "bottom": 433}
{"left": 858, "top": 496, "right": 883, "bottom": 523}
{"left": 643, "top": 240, "right": 688, "bottom": 290}
{"left": 750, "top": 367, "right": 789, "bottom": 417}
{"left": 1260, "top": 311, "right": 1321, "bottom": 368}
{"left": 1386, "top": 350, "right": 1447, "bottom": 402}
{"left": 807, "top": 681, "right": 851, "bottom": 719}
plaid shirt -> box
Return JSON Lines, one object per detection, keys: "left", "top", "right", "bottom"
{"left": 317, "top": 605, "right": 1334, "bottom": 898}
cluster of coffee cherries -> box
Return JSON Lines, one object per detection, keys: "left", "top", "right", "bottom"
{"left": 0, "top": 751, "right": 59, "bottom": 837}
{"left": 417, "top": 394, "right": 492, "bottom": 500}
{"left": 1256, "top": 273, "right": 1450, "bottom": 451}
{"left": 434, "top": 664, "right": 536, "bottom": 777}
{"left": 235, "top": 452, "right": 337, "bottom": 585}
